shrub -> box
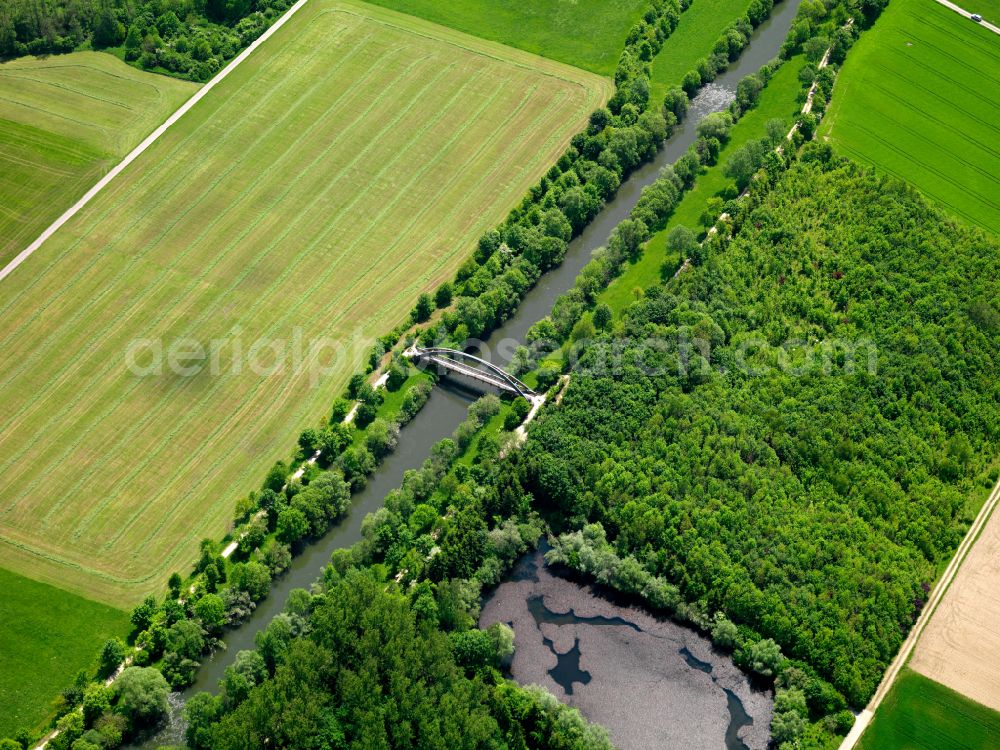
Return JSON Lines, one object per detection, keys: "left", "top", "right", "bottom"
{"left": 504, "top": 398, "right": 532, "bottom": 431}
{"left": 116, "top": 667, "right": 170, "bottom": 727}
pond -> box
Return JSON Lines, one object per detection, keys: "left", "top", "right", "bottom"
{"left": 480, "top": 546, "right": 773, "bottom": 750}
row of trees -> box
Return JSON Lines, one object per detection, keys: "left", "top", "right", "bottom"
{"left": 0, "top": 0, "right": 293, "bottom": 81}
{"left": 414, "top": 0, "right": 791, "bottom": 359}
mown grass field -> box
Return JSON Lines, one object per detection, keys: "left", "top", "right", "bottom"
{"left": 0, "top": 52, "right": 197, "bottom": 268}
{"left": 820, "top": 0, "right": 1000, "bottom": 233}
{"left": 0, "top": 567, "right": 129, "bottom": 738}
{"left": 603, "top": 55, "right": 807, "bottom": 313}
{"left": 362, "top": 0, "right": 648, "bottom": 76}
{"left": 0, "top": 0, "right": 609, "bottom": 607}
{"left": 860, "top": 669, "right": 1000, "bottom": 750}
{"left": 648, "top": 0, "right": 754, "bottom": 100}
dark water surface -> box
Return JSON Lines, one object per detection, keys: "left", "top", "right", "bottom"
{"left": 137, "top": 2, "right": 799, "bottom": 742}
{"left": 481, "top": 547, "right": 773, "bottom": 750}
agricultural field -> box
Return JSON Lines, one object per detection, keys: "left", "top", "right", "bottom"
{"left": 819, "top": 0, "right": 1000, "bottom": 233}
{"left": 909, "top": 484, "right": 1000, "bottom": 714}
{"left": 0, "top": 52, "right": 197, "bottom": 268}
{"left": 0, "top": 567, "right": 129, "bottom": 737}
{"left": 0, "top": 0, "right": 609, "bottom": 608}
{"left": 860, "top": 669, "right": 1000, "bottom": 750}
{"left": 362, "top": 0, "right": 649, "bottom": 75}
{"left": 602, "top": 55, "right": 808, "bottom": 312}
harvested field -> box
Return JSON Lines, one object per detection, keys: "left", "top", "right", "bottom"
{"left": 0, "top": 0, "right": 609, "bottom": 607}
{"left": 0, "top": 52, "right": 197, "bottom": 267}
{"left": 910, "top": 480, "right": 1000, "bottom": 713}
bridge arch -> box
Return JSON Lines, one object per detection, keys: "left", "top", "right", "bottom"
{"left": 412, "top": 346, "right": 536, "bottom": 399}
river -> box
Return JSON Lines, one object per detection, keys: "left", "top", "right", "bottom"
{"left": 140, "top": 1, "right": 800, "bottom": 743}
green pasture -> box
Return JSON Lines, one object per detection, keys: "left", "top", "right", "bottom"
{"left": 860, "top": 669, "right": 1000, "bottom": 750}
{"left": 820, "top": 0, "right": 1000, "bottom": 233}
{"left": 361, "top": 0, "right": 649, "bottom": 76}
{"left": 649, "top": 0, "right": 755, "bottom": 100}
{"left": 0, "top": 567, "right": 129, "bottom": 738}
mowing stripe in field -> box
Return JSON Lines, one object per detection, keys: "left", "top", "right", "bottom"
{"left": 0, "top": 54, "right": 197, "bottom": 267}
{"left": 0, "top": 31, "right": 376, "bottom": 482}
{"left": 0, "top": 27, "right": 366, "bottom": 362}
{"left": 820, "top": 0, "right": 1000, "bottom": 233}
{"left": 0, "top": 0, "right": 610, "bottom": 605}
{"left": 5, "top": 54, "right": 456, "bottom": 526}
{"left": 0, "top": 0, "right": 314, "bottom": 284}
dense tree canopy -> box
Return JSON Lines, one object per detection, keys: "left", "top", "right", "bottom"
{"left": 522, "top": 154, "right": 1000, "bottom": 706}
{"left": 0, "top": 0, "right": 294, "bottom": 80}
{"left": 192, "top": 570, "right": 613, "bottom": 750}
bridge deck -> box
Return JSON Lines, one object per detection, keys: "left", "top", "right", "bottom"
{"left": 424, "top": 355, "right": 521, "bottom": 395}
{"left": 405, "top": 345, "right": 535, "bottom": 397}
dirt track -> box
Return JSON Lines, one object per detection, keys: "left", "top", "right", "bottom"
{"left": 839, "top": 476, "right": 1000, "bottom": 749}
{"left": 910, "top": 478, "right": 1000, "bottom": 712}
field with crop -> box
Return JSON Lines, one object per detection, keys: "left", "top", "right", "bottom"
{"left": 362, "top": 0, "right": 648, "bottom": 75}
{"left": 0, "top": 52, "right": 197, "bottom": 268}
{"left": 0, "top": 0, "right": 608, "bottom": 607}
{"left": 820, "top": 0, "right": 1000, "bottom": 233}
{"left": 0, "top": 567, "right": 129, "bottom": 737}
{"left": 860, "top": 669, "right": 1000, "bottom": 750}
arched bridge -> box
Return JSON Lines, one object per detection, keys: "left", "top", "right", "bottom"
{"left": 405, "top": 346, "right": 537, "bottom": 399}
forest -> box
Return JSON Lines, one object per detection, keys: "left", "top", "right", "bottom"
{"left": 522, "top": 149, "right": 1000, "bottom": 709}
{"left": 182, "top": 571, "right": 615, "bottom": 749}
